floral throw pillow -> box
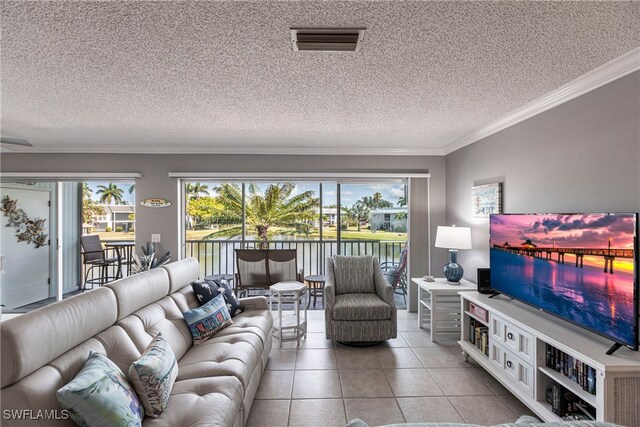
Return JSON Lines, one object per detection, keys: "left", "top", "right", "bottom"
{"left": 183, "top": 293, "right": 233, "bottom": 345}
{"left": 128, "top": 333, "right": 178, "bottom": 418}
{"left": 57, "top": 352, "right": 144, "bottom": 427}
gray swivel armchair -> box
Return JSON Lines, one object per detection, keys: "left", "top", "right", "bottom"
{"left": 325, "top": 255, "right": 397, "bottom": 342}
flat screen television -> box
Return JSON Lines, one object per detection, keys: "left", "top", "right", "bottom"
{"left": 489, "top": 213, "right": 639, "bottom": 352}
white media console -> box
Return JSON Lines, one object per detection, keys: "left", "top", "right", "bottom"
{"left": 458, "top": 292, "right": 640, "bottom": 426}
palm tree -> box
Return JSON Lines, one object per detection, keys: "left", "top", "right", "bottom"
{"left": 128, "top": 184, "right": 135, "bottom": 194}
{"left": 340, "top": 206, "right": 357, "bottom": 228}
{"left": 206, "top": 183, "right": 318, "bottom": 242}
{"left": 396, "top": 195, "right": 408, "bottom": 221}
{"left": 82, "top": 183, "right": 93, "bottom": 201}
{"left": 186, "top": 183, "right": 210, "bottom": 199}
{"left": 96, "top": 183, "right": 124, "bottom": 205}
{"left": 351, "top": 200, "right": 370, "bottom": 231}
{"left": 362, "top": 192, "right": 393, "bottom": 209}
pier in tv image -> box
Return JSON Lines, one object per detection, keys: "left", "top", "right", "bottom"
{"left": 490, "top": 213, "right": 638, "bottom": 349}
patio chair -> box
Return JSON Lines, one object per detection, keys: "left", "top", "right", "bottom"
{"left": 234, "top": 248, "right": 302, "bottom": 297}
{"left": 380, "top": 245, "right": 408, "bottom": 303}
{"left": 80, "top": 235, "right": 119, "bottom": 291}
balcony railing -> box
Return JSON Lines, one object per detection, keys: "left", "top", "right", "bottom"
{"left": 186, "top": 239, "right": 407, "bottom": 279}
{"left": 82, "top": 239, "right": 406, "bottom": 290}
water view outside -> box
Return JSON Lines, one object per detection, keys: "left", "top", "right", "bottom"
{"left": 184, "top": 181, "right": 408, "bottom": 278}
{"left": 490, "top": 213, "right": 637, "bottom": 346}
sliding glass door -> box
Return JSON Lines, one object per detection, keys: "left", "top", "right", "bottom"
{"left": 182, "top": 178, "right": 408, "bottom": 277}
{"left": 0, "top": 179, "right": 136, "bottom": 314}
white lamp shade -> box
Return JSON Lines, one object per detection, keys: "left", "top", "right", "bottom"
{"left": 434, "top": 226, "right": 472, "bottom": 249}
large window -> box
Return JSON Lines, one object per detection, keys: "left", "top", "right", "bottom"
{"left": 82, "top": 181, "right": 135, "bottom": 238}
{"left": 183, "top": 179, "right": 407, "bottom": 279}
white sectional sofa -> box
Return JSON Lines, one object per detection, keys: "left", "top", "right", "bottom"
{"left": 1, "top": 258, "right": 273, "bottom": 427}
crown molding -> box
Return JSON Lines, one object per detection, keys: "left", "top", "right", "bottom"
{"left": 0, "top": 145, "right": 445, "bottom": 156}
{"left": 168, "top": 172, "right": 430, "bottom": 179}
{"left": 0, "top": 172, "right": 141, "bottom": 180}
{"left": 443, "top": 47, "right": 640, "bottom": 155}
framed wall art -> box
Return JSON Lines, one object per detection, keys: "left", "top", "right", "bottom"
{"left": 471, "top": 183, "right": 502, "bottom": 218}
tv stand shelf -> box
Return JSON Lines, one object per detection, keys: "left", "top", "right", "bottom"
{"left": 458, "top": 292, "right": 640, "bottom": 426}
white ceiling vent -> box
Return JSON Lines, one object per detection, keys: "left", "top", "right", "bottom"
{"left": 291, "top": 28, "right": 365, "bottom": 52}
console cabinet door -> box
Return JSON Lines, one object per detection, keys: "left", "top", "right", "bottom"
{"left": 491, "top": 314, "right": 534, "bottom": 365}
{"left": 492, "top": 341, "right": 535, "bottom": 398}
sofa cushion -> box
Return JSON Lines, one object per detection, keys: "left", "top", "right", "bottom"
{"left": 1, "top": 287, "right": 118, "bottom": 388}
{"left": 143, "top": 376, "right": 243, "bottom": 427}
{"left": 107, "top": 268, "right": 170, "bottom": 321}
{"left": 56, "top": 352, "right": 144, "bottom": 427}
{"left": 163, "top": 257, "right": 200, "bottom": 294}
{"left": 332, "top": 293, "right": 392, "bottom": 321}
{"left": 176, "top": 332, "right": 263, "bottom": 390}
{"left": 128, "top": 333, "right": 178, "bottom": 418}
{"left": 214, "top": 309, "right": 272, "bottom": 347}
{"left": 333, "top": 255, "right": 376, "bottom": 294}
{"left": 183, "top": 294, "right": 233, "bottom": 346}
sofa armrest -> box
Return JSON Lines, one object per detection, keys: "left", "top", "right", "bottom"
{"left": 374, "top": 265, "right": 394, "bottom": 305}
{"left": 239, "top": 296, "right": 268, "bottom": 310}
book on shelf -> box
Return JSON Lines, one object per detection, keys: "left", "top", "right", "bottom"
{"left": 549, "top": 383, "right": 596, "bottom": 420}
{"left": 551, "top": 383, "right": 576, "bottom": 416}
{"left": 467, "top": 318, "right": 489, "bottom": 355}
{"left": 545, "top": 343, "right": 596, "bottom": 395}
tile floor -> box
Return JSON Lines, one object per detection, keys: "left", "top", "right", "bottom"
{"left": 247, "top": 310, "right": 537, "bottom": 426}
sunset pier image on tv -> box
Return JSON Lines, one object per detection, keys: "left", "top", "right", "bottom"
{"left": 490, "top": 213, "right": 638, "bottom": 349}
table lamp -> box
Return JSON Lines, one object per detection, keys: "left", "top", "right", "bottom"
{"left": 434, "top": 225, "right": 472, "bottom": 284}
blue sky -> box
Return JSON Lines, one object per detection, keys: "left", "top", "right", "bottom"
{"left": 87, "top": 181, "right": 407, "bottom": 208}
{"left": 193, "top": 181, "right": 406, "bottom": 208}
{"left": 87, "top": 181, "right": 135, "bottom": 205}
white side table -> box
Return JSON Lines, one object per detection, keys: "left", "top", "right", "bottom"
{"left": 411, "top": 277, "right": 476, "bottom": 342}
{"left": 269, "top": 281, "right": 308, "bottom": 347}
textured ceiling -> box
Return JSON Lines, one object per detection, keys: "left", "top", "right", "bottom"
{"left": 1, "top": 1, "right": 638, "bottom": 155}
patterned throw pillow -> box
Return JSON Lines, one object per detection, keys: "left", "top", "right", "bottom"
{"left": 192, "top": 280, "right": 219, "bottom": 305}
{"left": 193, "top": 279, "right": 243, "bottom": 317}
{"left": 208, "top": 279, "right": 243, "bottom": 317}
{"left": 183, "top": 293, "right": 233, "bottom": 345}
{"left": 128, "top": 333, "right": 178, "bottom": 418}
{"left": 57, "top": 352, "right": 144, "bottom": 427}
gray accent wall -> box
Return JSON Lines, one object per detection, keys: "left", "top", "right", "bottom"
{"left": 1, "top": 154, "right": 445, "bottom": 310}
{"left": 444, "top": 71, "right": 640, "bottom": 282}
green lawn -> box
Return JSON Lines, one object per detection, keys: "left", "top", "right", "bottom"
{"left": 95, "top": 228, "right": 407, "bottom": 242}
{"left": 185, "top": 227, "right": 406, "bottom": 241}
{"left": 96, "top": 231, "right": 135, "bottom": 241}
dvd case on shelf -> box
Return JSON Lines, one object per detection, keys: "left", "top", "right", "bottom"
{"left": 545, "top": 343, "right": 596, "bottom": 395}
